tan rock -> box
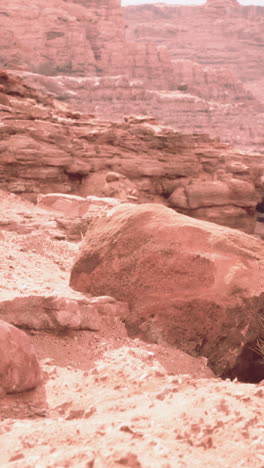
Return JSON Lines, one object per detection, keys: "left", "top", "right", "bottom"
{"left": 184, "top": 179, "right": 257, "bottom": 210}
{"left": 0, "top": 320, "right": 41, "bottom": 394}
{"left": 70, "top": 203, "right": 264, "bottom": 375}
{"left": 37, "top": 193, "right": 91, "bottom": 216}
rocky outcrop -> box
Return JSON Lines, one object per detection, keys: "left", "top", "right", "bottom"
{"left": 37, "top": 193, "right": 120, "bottom": 218}
{"left": 70, "top": 203, "right": 264, "bottom": 376}
{"left": 0, "top": 188, "right": 129, "bottom": 335}
{"left": 0, "top": 0, "right": 173, "bottom": 91}
{"left": 1, "top": 70, "right": 264, "bottom": 233}
{"left": 123, "top": 0, "right": 264, "bottom": 149}
{"left": 0, "top": 0, "right": 127, "bottom": 77}
{"left": 0, "top": 320, "right": 41, "bottom": 395}
{"left": 124, "top": 0, "right": 264, "bottom": 83}
{"left": 172, "top": 60, "right": 256, "bottom": 104}
{"left": 12, "top": 61, "right": 264, "bottom": 152}
{"left": 0, "top": 0, "right": 263, "bottom": 150}
{"left": 0, "top": 294, "right": 129, "bottom": 331}
{"left": 1, "top": 154, "right": 264, "bottom": 465}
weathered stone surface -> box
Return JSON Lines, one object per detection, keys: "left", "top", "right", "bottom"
{"left": 70, "top": 203, "right": 264, "bottom": 376}
{"left": 37, "top": 193, "right": 120, "bottom": 217}
{"left": 124, "top": 0, "right": 264, "bottom": 83}
{"left": 0, "top": 0, "right": 173, "bottom": 91}
{"left": 0, "top": 320, "right": 41, "bottom": 394}
{"left": 0, "top": 0, "right": 263, "bottom": 149}
{"left": 0, "top": 0, "right": 126, "bottom": 77}
{"left": 168, "top": 179, "right": 259, "bottom": 233}
{"left": 1, "top": 70, "right": 264, "bottom": 233}
{"left": 172, "top": 60, "right": 256, "bottom": 105}
{"left": 123, "top": 1, "right": 264, "bottom": 149}
{"left": 0, "top": 293, "right": 129, "bottom": 331}
{"left": 16, "top": 62, "right": 264, "bottom": 152}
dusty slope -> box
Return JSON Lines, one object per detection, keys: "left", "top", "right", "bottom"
{"left": 1, "top": 355, "right": 263, "bottom": 468}
{"left": 0, "top": 190, "right": 264, "bottom": 467}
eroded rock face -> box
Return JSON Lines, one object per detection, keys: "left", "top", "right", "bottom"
{"left": 168, "top": 178, "right": 259, "bottom": 233}
{"left": 124, "top": 0, "right": 264, "bottom": 83}
{"left": 0, "top": 0, "right": 126, "bottom": 77}
{"left": 0, "top": 320, "right": 41, "bottom": 395}
{"left": 37, "top": 193, "right": 120, "bottom": 218}
{"left": 123, "top": 1, "right": 264, "bottom": 149}
{"left": 0, "top": 0, "right": 263, "bottom": 149}
{"left": 70, "top": 203, "right": 264, "bottom": 376}
{"left": 1, "top": 70, "right": 264, "bottom": 233}
{"left": 0, "top": 294, "right": 129, "bottom": 332}
{"left": 0, "top": 0, "right": 173, "bottom": 91}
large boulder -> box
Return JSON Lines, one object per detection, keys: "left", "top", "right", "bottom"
{"left": 0, "top": 320, "right": 41, "bottom": 395}
{"left": 70, "top": 203, "right": 264, "bottom": 375}
{"left": 168, "top": 178, "right": 259, "bottom": 234}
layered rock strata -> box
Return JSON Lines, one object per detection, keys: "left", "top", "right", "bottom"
{"left": 123, "top": 0, "right": 264, "bottom": 149}
{"left": 0, "top": 0, "right": 263, "bottom": 149}
{"left": 1, "top": 70, "right": 264, "bottom": 233}
{"left": 0, "top": 0, "right": 126, "bottom": 77}
{"left": 124, "top": 0, "right": 264, "bottom": 83}
{"left": 0, "top": 0, "right": 173, "bottom": 90}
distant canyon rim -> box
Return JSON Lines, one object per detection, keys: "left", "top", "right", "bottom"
{"left": 0, "top": 0, "right": 263, "bottom": 151}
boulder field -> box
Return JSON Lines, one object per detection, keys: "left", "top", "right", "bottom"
{"left": 70, "top": 203, "right": 264, "bottom": 376}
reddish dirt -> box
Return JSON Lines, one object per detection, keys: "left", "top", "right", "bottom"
{"left": 0, "top": 191, "right": 264, "bottom": 467}
{"left": 0, "top": 344, "right": 263, "bottom": 467}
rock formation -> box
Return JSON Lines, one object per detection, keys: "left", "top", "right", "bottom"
{"left": 0, "top": 320, "right": 41, "bottom": 395}
{"left": 123, "top": 0, "right": 264, "bottom": 149}
{"left": 0, "top": 0, "right": 173, "bottom": 89}
{"left": 1, "top": 70, "right": 264, "bottom": 233}
{"left": 0, "top": 2, "right": 264, "bottom": 463}
{"left": 124, "top": 0, "right": 264, "bottom": 83}
{"left": 70, "top": 203, "right": 264, "bottom": 376}
{"left": 0, "top": 0, "right": 127, "bottom": 77}
{"left": 0, "top": 0, "right": 263, "bottom": 150}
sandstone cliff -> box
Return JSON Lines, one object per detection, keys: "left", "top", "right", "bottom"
{"left": 124, "top": 0, "right": 264, "bottom": 83}
{"left": 1, "top": 0, "right": 263, "bottom": 151}
{"left": 0, "top": 0, "right": 126, "bottom": 77}
{"left": 0, "top": 0, "right": 173, "bottom": 90}
{"left": 1, "top": 70, "right": 264, "bottom": 234}
{"left": 123, "top": 0, "right": 264, "bottom": 150}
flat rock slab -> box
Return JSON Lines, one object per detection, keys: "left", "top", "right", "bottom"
{"left": 37, "top": 193, "right": 120, "bottom": 217}
{"left": 0, "top": 293, "right": 129, "bottom": 331}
